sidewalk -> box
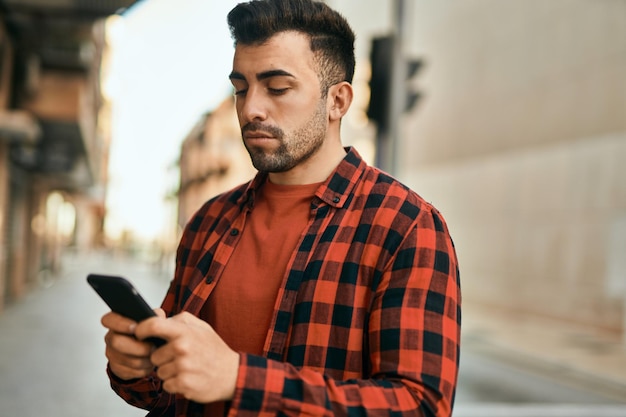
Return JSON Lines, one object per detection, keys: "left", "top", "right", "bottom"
{"left": 0, "top": 250, "right": 172, "bottom": 417}
{"left": 462, "top": 302, "right": 626, "bottom": 403}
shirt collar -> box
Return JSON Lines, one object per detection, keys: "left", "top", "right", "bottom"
{"left": 238, "top": 147, "right": 367, "bottom": 209}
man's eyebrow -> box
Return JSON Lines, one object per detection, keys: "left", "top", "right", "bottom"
{"left": 228, "top": 69, "right": 295, "bottom": 81}
{"left": 256, "top": 69, "right": 295, "bottom": 81}
{"left": 229, "top": 71, "right": 246, "bottom": 81}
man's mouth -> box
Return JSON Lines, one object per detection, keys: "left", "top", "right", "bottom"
{"left": 244, "top": 131, "right": 274, "bottom": 139}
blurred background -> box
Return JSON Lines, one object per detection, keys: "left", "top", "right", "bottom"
{"left": 0, "top": 0, "right": 624, "bottom": 416}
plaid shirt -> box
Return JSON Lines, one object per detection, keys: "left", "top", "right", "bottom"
{"left": 110, "top": 147, "right": 461, "bottom": 417}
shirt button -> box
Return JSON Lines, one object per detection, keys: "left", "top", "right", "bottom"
{"left": 230, "top": 229, "right": 239, "bottom": 236}
{"left": 333, "top": 196, "right": 340, "bottom": 203}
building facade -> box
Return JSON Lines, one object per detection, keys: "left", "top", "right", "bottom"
{"left": 330, "top": 0, "right": 626, "bottom": 335}
{"left": 0, "top": 0, "right": 136, "bottom": 311}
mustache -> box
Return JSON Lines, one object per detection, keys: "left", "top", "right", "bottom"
{"left": 242, "top": 122, "right": 283, "bottom": 139}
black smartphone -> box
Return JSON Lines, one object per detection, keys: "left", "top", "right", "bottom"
{"left": 87, "top": 273, "right": 166, "bottom": 346}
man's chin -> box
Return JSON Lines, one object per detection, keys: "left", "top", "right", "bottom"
{"left": 249, "top": 155, "right": 293, "bottom": 173}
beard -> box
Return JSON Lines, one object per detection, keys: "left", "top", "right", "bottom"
{"left": 242, "top": 99, "right": 328, "bottom": 173}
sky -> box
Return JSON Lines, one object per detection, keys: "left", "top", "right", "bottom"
{"left": 103, "top": 0, "right": 240, "bottom": 243}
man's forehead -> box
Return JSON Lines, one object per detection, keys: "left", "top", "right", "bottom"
{"left": 232, "top": 32, "right": 316, "bottom": 78}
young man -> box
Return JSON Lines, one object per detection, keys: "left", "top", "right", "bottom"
{"left": 101, "top": 1, "right": 461, "bottom": 416}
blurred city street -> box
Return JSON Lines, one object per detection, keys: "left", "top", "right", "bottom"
{"left": 1, "top": 251, "right": 625, "bottom": 417}
{"left": 0, "top": 1, "right": 624, "bottom": 416}
{"left": 0, "top": 251, "right": 171, "bottom": 417}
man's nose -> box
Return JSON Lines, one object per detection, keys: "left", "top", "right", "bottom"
{"left": 239, "top": 88, "right": 268, "bottom": 123}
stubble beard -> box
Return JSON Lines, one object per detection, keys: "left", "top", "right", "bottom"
{"left": 243, "top": 100, "right": 328, "bottom": 173}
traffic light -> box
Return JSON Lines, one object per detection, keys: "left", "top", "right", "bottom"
{"left": 404, "top": 58, "right": 423, "bottom": 113}
{"left": 367, "top": 35, "right": 424, "bottom": 130}
{"left": 366, "top": 36, "right": 394, "bottom": 130}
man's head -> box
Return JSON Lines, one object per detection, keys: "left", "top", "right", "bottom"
{"left": 227, "top": 0, "right": 356, "bottom": 183}
{"left": 227, "top": 0, "right": 355, "bottom": 96}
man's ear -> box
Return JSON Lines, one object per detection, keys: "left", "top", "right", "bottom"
{"left": 328, "top": 81, "right": 354, "bottom": 121}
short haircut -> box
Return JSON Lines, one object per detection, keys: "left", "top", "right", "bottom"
{"left": 227, "top": 0, "right": 356, "bottom": 94}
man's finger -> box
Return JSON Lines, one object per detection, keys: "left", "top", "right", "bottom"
{"left": 105, "top": 331, "right": 153, "bottom": 357}
{"left": 106, "top": 344, "right": 153, "bottom": 370}
{"left": 170, "top": 311, "right": 202, "bottom": 325}
{"left": 101, "top": 312, "right": 137, "bottom": 334}
{"left": 134, "top": 316, "right": 184, "bottom": 343}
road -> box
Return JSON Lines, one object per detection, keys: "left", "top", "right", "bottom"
{"left": 0, "top": 251, "right": 625, "bottom": 417}
{"left": 455, "top": 349, "right": 626, "bottom": 416}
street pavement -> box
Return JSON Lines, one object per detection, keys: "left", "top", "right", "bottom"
{"left": 0, "top": 251, "right": 171, "bottom": 417}
{"left": 455, "top": 349, "right": 626, "bottom": 416}
{"left": 1, "top": 250, "right": 626, "bottom": 416}
{"left": 460, "top": 301, "right": 626, "bottom": 404}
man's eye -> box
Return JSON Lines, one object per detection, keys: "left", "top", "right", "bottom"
{"left": 269, "top": 88, "right": 288, "bottom": 95}
{"left": 234, "top": 89, "right": 247, "bottom": 96}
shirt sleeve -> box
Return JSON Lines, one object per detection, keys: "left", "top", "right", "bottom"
{"left": 107, "top": 365, "right": 174, "bottom": 413}
{"left": 228, "top": 207, "right": 462, "bottom": 417}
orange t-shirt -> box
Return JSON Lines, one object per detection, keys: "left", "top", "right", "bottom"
{"left": 201, "top": 180, "right": 320, "bottom": 355}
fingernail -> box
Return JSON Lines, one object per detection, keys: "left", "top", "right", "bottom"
{"left": 129, "top": 323, "right": 136, "bottom": 333}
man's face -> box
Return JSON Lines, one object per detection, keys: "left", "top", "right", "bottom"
{"left": 229, "top": 31, "right": 328, "bottom": 173}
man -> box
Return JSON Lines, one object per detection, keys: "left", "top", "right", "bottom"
{"left": 101, "top": 0, "right": 461, "bottom": 416}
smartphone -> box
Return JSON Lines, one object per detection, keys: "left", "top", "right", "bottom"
{"left": 87, "top": 273, "right": 166, "bottom": 346}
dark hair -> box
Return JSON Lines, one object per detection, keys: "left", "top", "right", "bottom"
{"left": 227, "top": 0, "right": 356, "bottom": 94}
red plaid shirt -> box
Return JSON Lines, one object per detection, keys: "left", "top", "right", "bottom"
{"left": 109, "top": 147, "right": 461, "bottom": 416}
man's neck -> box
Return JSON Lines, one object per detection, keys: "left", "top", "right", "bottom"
{"left": 268, "top": 143, "right": 346, "bottom": 185}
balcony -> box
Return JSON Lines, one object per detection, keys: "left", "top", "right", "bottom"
{"left": 0, "top": 0, "right": 137, "bottom": 188}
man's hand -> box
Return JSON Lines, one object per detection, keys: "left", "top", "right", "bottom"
{"left": 101, "top": 308, "right": 166, "bottom": 381}
{"left": 135, "top": 312, "right": 240, "bottom": 404}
